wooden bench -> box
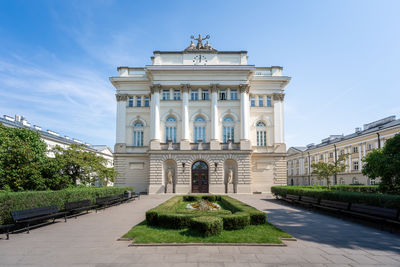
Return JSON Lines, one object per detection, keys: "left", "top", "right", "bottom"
{"left": 296, "top": 196, "right": 319, "bottom": 207}
{"left": 11, "top": 206, "right": 67, "bottom": 233}
{"left": 0, "top": 224, "right": 14, "bottom": 240}
{"left": 343, "top": 203, "right": 400, "bottom": 226}
{"left": 65, "top": 200, "right": 96, "bottom": 218}
{"left": 314, "top": 199, "right": 350, "bottom": 212}
{"left": 95, "top": 194, "right": 125, "bottom": 212}
{"left": 284, "top": 194, "right": 300, "bottom": 203}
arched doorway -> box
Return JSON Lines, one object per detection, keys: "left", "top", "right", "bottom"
{"left": 191, "top": 161, "right": 208, "bottom": 193}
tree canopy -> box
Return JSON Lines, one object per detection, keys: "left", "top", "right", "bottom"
{"left": 311, "top": 154, "right": 346, "bottom": 187}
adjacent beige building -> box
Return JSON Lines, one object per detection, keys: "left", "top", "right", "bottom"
{"left": 111, "top": 36, "right": 291, "bottom": 194}
{"left": 287, "top": 116, "right": 400, "bottom": 186}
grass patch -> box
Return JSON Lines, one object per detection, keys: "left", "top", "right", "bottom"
{"left": 123, "top": 220, "right": 292, "bottom": 244}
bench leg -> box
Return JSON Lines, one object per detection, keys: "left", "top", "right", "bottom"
{"left": 26, "top": 224, "right": 30, "bottom": 234}
{"left": 64, "top": 215, "right": 67, "bottom": 222}
{"left": 6, "top": 228, "right": 9, "bottom": 240}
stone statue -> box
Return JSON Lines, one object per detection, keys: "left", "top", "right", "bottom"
{"left": 185, "top": 40, "right": 196, "bottom": 50}
{"left": 167, "top": 168, "right": 173, "bottom": 184}
{"left": 228, "top": 169, "right": 233, "bottom": 184}
{"left": 191, "top": 34, "right": 210, "bottom": 49}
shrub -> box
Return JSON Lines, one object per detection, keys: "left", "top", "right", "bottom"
{"left": 190, "top": 216, "right": 223, "bottom": 236}
{"left": 0, "top": 186, "right": 132, "bottom": 225}
{"left": 183, "top": 195, "right": 198, "bottom": 202}
{"left": 221, "top": 212, "right": 250, "bottom": 230}
{"left": 157, "top": 213, "right": 193, "bottom": 229}
{"left": 249, "top": 211, "right": 267, "bottom": 225}
{"left": 271, "top": 186, "right": 400, "bottom": 209}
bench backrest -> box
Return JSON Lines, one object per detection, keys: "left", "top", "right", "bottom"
{"left": 286, "top": 194, "right": 300, "bottom": 200}
{"left": 350, "top": 204, "right": 398, "bottom": 219}
{"left": 320, "top": 199, "right": 349, "bottom": 210}
{"left": 65, "top": 200, "right": 92, "bottom": 211}
{"left": 300, "top": 196, "right": 319, "bottom": 204}
{"left": 11, "top": 206, "right": 58, "bottom": 221}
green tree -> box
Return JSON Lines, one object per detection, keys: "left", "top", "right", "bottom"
{"left": 52, "top": 144, "right": 116, "bottom": 186}
{"left": 363, "top": 133, "right": 400, "bottom": 193}
{"left": 311, "top": 154, "right": 346, "bottom": 188}
{"left": 0, "top": 124, "right": 48, "bottom": 191}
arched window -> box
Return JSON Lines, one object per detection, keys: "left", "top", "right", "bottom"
{"left": 256, "top": 121, "right": 267, "bottom": 146}
{"left": 223, "top": 116, "right": 234, "bottom": 143}
{"left": 133, "top": 121, "right": 144, "bottom": 147}
{"left": 194, "top": 116, "right": 206, "bottom": 143}
{"left": 165, "top": 116, "right": 177, "bottom": 143}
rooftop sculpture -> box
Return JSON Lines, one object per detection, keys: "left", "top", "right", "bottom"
{"left": 185, "top": 34, "right": 217, "bottom": 51}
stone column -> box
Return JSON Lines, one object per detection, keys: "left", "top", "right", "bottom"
{"left": 239, "top": 84, "right": 251, "bottom": 150}
{"left": 210, "top": 84, "right": 220, "bottom": 150}
{"left": 150, "top": 84, "right": 161, "bottom": 150}
{"left": 115, "top": 94, "right": 127, "bottom": 152}
{"left": 180, "top": 84, "right": 191, "bottom": 150}
{"left": 273, "top": 93, "right": 285, "bottom": 152}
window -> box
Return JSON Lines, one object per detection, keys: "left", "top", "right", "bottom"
{"left": 370, "top": 179, "right": 376, "bottom": 185}
{"left": 165, "top": 116, "right": 177, "bottom": 143}
{"left": 329, "top": 152, "right": 333, "bottom": 158}
{"left": 266, "top": 96, "right": 272, "bottom": 107}
{"left": 258, "top": 96, "right": 264, "bottom": 107}
{"left": 256, "top": 121, "right": 267, "bottom": 146}
{"left": 367, "top": 144, "right": 373, "bottom": 150}
{"left": 202, "top": 89, "right": 209, "bottom": 100}
{"left": 353, "top": 146, "right": 358, "bottom": 153}
{"left": 173, "top": 90, "right": 180, "bottom": 100}
{"left": 340, "top": 150, "right": 344, "bottom": 155}
{"left": 133, "top": 122, "right": 144, "bottom": 147}
{"left": 144, "top": 96, "right": 150, "bottom": 107}
{"left": 194, "top": 116, "right": 206, "bottom": 143}
{"left": 136, "top": 96, "right": 142, "bottom": 107}
{"left": 223, "top": 116, "right": 234, "bottom": 143}
{"left": 162, "top": 90, "right": 170, "bottom": 100}
{"left": 230, "top": 89, "right": 238, "bottom": 100}
{"left": 219, "top": 90, "right": 226, "bottom": 100}
{"left": 191, "top": 90, "right": 199, "bottom": 100}
{"left": 320, "top": 155, "right": 323, "bottom": 160}
{"left": 353, "top": 161, "right": 359, "bottom": 171}
{"left": 352, "top": 177, "right": 358, "bottom": 184}
{"left": 340, "top": 178, "right": 345, "bottom": 185}
{"left": 128, "top": 97, "right": 134, "bottom": 107}
{"left": 250, "top": 96, "right": 255, "bottom": 107}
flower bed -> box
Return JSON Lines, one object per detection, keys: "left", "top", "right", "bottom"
{"left": 186, "top": 199, "right": 221, "bottom": 211}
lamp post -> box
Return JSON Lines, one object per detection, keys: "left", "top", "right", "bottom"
{"left": 334, "top": 144, "right": 338, "bottom": 185}
{"left": 307, "top": 152, "right": 311, "bottom": 185}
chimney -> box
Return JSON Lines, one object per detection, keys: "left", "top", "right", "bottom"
{"left": 33, "top": 125, "right": 42, "bottom": 131}
{"left": 355, "top": 127, "right": 361, "bottom": 133}
{"left": 15, "top": 115, "right": 22, "bottom": 122}
{"left": 65, "top": 136, "right": 70, "bottom": 140}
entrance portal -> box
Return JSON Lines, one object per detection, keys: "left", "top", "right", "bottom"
{"left": 191, "top": 161, "right": 209, "bottom": 193}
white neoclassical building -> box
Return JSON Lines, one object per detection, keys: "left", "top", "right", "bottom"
{"left": 111, "top": 35, "right": 291, "bottom": 194}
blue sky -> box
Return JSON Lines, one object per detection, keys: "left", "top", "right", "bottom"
{"left": 0, "top": 0, "right": 399, "bottom": 149}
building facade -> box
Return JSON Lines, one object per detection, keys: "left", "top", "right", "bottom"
{"left": 287, "top": 116, "right": 400, "bottom": 186}
{"left": 111, "top": 35, "right": 291, "bottom": 194}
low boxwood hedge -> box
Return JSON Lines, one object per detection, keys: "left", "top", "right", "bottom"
{"left": 271, "top": 186, "right": 400, "bottom": 209}
{"left": 0, "top": 186, "right": 133, "bottom": 225}
{"left": 146, "top": 195, "right": 267, "bottom": 231}
{"left": 190, "top": 216, "right": 223, "bottom": 236}
{"left": 295, "top": 185, "right": 380, "bottom": 194}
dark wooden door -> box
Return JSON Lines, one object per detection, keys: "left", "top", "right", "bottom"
{"left": 191, "top": 161, "right": 208, "bottom": 193}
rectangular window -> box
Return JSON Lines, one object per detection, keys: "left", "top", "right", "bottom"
{"left": 223, "top": 126, "right": 234, "bottom": 143}
{"left": 256, "top": 131, "right": 266, "bottom": 146}
{"left": 320, "top": 155, "right": 323, "bottom": 160}
{"left": 250, "top": 96, "right": 255, "bottom": 107}
{"left": 353, "top": 161, "right": 359, "bottom": 171}
{"left": 194, "top": 127, "right": 205, "bottom": 143}
{"left": 162, "top": 90, "right": 170, "bottom": 100}
{"left": 329, "top": 152, "right": 333, "bottom": 158}
{"left": 133, "top": 131, "right": 143, "bottom": 147}
{"left": 144, "top": 96, "right": 150, "bottom": 107}
{"left": 259, "top": 96, "right": 264, "bottom": 107}
{"left": 367, "top": 144, "right": 373, "bottom": 150}
{"left": 202, "top": 90, "right": 209, "bottom": 100}
{"left": 353, "top": 146, "right": 358, "bottom": 153}
{"left": 136, "top": 96, "right": 142, "bottom": 107}
{"left": 230, "top": 89, "right": 238, "bottom": 100}
{"left": 340, "top": 150, "right": 344, "bottom": 155}
{"left": 128, "top": 97, "right": 134, "bottom": 107}
{"left": 191, "top": 90, "right": 199, "bottom": 100}
{"left": 266, "top": 96, "right": 272, "bottom": 107}
{"left": 219, "top": 90, "right": 226, "bottom": 100}
{"left": 165, "top": 127, "right": 177, "bottom": 143}
{"left": 173, "top": 90, "right": 181, "bottom": 100}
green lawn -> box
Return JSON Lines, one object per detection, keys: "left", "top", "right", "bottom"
{"left": 123, "top": 220, "right": 292, "bottom": 244}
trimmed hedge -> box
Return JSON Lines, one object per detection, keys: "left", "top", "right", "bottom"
{"left": 190, "top": 216, "right": 223, "bottom": 236}
{"left": 146, "top": 195, "right": 267, "bottom": 231}
{"left": 271, "top": 186, "right": 400, "bottom": 209}
{"left": 297, "top": 185, "right": 380, "bottom": 194}
{"left": 0, "top": 186, "right": 133, "bottom": 225}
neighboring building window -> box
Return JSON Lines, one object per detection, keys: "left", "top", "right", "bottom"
{"left": 144, "top": 96, "right": 150, "bottom": 107}
{"left": 367, "top": 144, "right": 373, "bottom": 150}
{"left": 219, "top": 90, "right": 227, "bottom": 100}
{"left": 202, "top": 89, "right": 209, "bottom": 100}
{"left": 340, "top": 150, "right": 344, "bottom": 155}
{"left": 353, "top": 146, "right": 358, "bottom": 153}
{"left": 230, "top": 89, "right": 238, "bottom": 100}
{"left": 250, "top": 96, "right": 255, "bottom": 107}
{"left": 370, "top": 179, "right": 376, "bottom": 185}
{"left": 340, "top": 178, "right": 345, "bottom": 184}
{"left": 320, "top": 155, "right": 323, "bottom": 160}
{"left": 352, "top": 177, "right": 358, "bottom": 184}
{"left": 259, "top": 96, "right": 264, "bottom": 107}
{"left": 256, "top": 121, "right": 267, "bottom": 146}
{"left": 353, "top": 161, "right": 359, "bottom": 171}
{"left": 162, "top": 90, "right": 170, "bottom": 100}
{"left": 136, "top": 96, "right": 142, "bottom": 107}
{"left": 165, "top": 116, "right": 177, "bottom": 143}
{"left": 329, "top": 152, "right": 333, "bottom": 158}
{"left": 266, "top": 96, "right": 272, "bottom": 107}
{"left": 194, "top": 116, "right": 206, "bottom": 143}
{"left": 173, "top": 90, "right": 181, "bottom": 100}
{"left": 222, "top": 116, "right": 234, "bottom": 143}
{"left": 191, "top": 90, "right": 199, "bottom": 100}
{"left": 133, "top": 122, "right": 144, "bottom": 147}
{"left": 128, "top": 97, "right": 134, "bottom": 107}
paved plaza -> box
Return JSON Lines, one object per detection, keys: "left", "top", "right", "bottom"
{"left": 0, "top": 194, "right": 399, "bottom": 267}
